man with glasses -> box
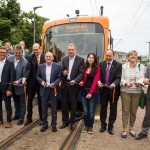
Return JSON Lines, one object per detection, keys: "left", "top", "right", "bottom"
{"left": 22, "top": 43, "right": 45, "bottom": 126}
{"left": 0, "top": 46, "right": 13, "bottom": 128}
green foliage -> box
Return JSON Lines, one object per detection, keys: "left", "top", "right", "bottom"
{"left": 0, "top": 0, "right": 49, "bottom": 50}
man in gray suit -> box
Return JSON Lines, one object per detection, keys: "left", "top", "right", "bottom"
{"left": 136, "top": 63, "right": 150, "bottom": 140}
{"left": 37, "top": 52, "right": 61, "bottom": 132}
{"left": 59, "top": 43, "right": 84, "bottom": 131}
{"left": 19, "top": 41, "right": 29, "bottom": 59}
{"left": 8, "top": 44, "right": 27, "bottom": 125}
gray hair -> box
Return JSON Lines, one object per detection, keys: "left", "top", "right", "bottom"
{"left": 127, "top": 50, "right": 138, "bottom": 58}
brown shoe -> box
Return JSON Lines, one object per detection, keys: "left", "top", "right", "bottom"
{"left": 4, "top": 122, "right": 12, "bottom": 128}
{"left": 88, "top": 128, "right": 93, "bottom": 134}
{"left": 0, "top": 121, "right": 3, "bottom": 125}
{"left": 82, "top": 127, "right": 89, "bottom": 133}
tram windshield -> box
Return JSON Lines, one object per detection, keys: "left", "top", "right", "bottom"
{"left": 43, "top": 22, "right": 104, "bottom": 63}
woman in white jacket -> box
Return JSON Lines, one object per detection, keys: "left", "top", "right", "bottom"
{"left": 120, "top": 50, "right": 145, "bottom": 138}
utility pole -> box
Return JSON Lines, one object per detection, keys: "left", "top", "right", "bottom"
{"left": 146, "top": 42, "right": 150, "bottom": 61}
{"left": 33, "top": 6, "right": 42, "bottom": 44}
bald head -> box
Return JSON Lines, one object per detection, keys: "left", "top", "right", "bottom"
{"left": 105, "top": 49, "right": 114, "bottom": 62}
{"left": 45, "top": 52, "right": 54, "bottom": 65}
{"left": 32, "top": 43, "right": 40, "bottom": 56}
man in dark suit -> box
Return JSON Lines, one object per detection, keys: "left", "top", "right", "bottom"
{"left": 22, "top": 43, "right": 45, "bottom": 126}
{"left": 0, "top": 46, "right": 14, "bottom": 128}
{"left": 59, "top": 43, "right": 84, "bottom": 131}
{"left": 19, "top": 41, "right": 29, "bottom": 59}
{"left": 98, "top": 49, "right": 122, "bottom": 135}
{"left": 8, "top": 44, "right": 27, "bottom": 125}
{"left": 37, "top": 52, "right": 61, "bottom": 132}
{"left": 135, "top": 62, "right": 150, "bottom": 140}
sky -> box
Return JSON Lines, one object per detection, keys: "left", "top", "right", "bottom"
{"left": 17, "top": 0, "right": 150, "bottom": 56}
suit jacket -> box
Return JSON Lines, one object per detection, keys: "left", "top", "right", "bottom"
{"left": 36, "top": 62, "right": 62, "bottom": 96}
{"left": 23, "top": 53, "right": 45, "bottom": 88}
{"left": 99, "top": 60, "right": 122, "bottom": 97}
{"left": 145, "top": 63, "right": 150, "bottom": 98}
{"left": 12, "top": 56, "right": 27, "bottom": 95}
{"left": 23, "top": 49, "right": 29, "bottom": 59}
{"left": 61, "top": 55, "right": 84, "bottom": 88}
{"left": 0, "top": 59, "right": 14, "bottom": 93}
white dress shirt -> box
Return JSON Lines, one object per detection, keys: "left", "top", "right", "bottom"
{"left": 46, "top": 63, "right": 52, "bottom": 86}
{"left": 67, "top": 56, "right": 75, "bottom": 80}
{"left": 14, "top": 59, "right": 20, "bottom": 69}
{"left": 0, "top": 58, "right": 6, "bottom": 82}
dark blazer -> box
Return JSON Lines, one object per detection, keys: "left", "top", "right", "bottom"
{"left": 99, "top": 60, "right": 122, "bottom": 97}
{"left": 145, "top": 62, "right": 150, "bottom": 98}
{"left": 61, "top": 55, "right": 84, "bottom": 88}
{"left": 23, "top": 49, "right": 29, "bottom": 59}
{"left": 13, "top": 57, "right": 27, "bottom": 95}
{"left": 23, "top": 53, "right": 45, "bottom": 88}
{"left": 0, "top": 59, "right": 14, "bottom": 93}
{"left": 36, "top": 62, "right": 62, "bottom": 96}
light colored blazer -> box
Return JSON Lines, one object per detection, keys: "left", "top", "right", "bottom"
{"left": 121, "top": 63, "right": 145, "bottom": 86}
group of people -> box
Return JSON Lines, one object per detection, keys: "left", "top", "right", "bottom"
{"left": 0, "top": 42, "right": 150, "bottom": 141}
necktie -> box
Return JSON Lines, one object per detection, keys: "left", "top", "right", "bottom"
{"left": 105, "top": 62, "right": 111, "bottom": 86}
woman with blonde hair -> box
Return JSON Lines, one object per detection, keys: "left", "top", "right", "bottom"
{"left": 120, "top": 50, "right": 145, "bottom": 138}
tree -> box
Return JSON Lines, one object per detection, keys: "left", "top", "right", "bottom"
{"left": 19, "top": 11, "right": 49, "bottom": 50}
{"left": 0, "top": 0, "right": 49, "bottom": 50}
{"left": 0, "top": 0, "right": 21, "bottom": 42}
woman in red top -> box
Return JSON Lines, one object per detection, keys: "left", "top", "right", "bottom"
{"left": 79, "top": 53, "right": 101, "bottom": 134}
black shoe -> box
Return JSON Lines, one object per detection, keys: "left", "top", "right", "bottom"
{"left": 135, "top": 132, "right": 147, "bottom": 140}
{"left": 108, "top": 129, "right": 114, "bottom": 135}
{"left": 99, "top": 127, "right": 106, "bottom": 133}
{"left": 59, "top": 123, "right": 69, "bottom": 129}
{"left": 38, "top": 120, "right": 43, "bottom": 126}
{"left": 17, "top": 120, "right": 24, "bottom": 125}
{"left": 40, "top": 126, "right": 48, "bottom": 132}
{"left": 24, "top": 120, "right": 32, "bottom": 126}
{"left": 70, "top": 124, "right": 75, "bottom": 131}
{"left": 52, "top": 126, "right": 57, "bottom": 132}
{"left": 12, "top": 116, "right": 19, "bottom": 121}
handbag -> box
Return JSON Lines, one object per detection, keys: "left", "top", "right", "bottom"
{"left": 138, "top": 64, "right": 147, "bottom": 109}
{"left": 139, "top": 88, "right": 146, "bottom": 109}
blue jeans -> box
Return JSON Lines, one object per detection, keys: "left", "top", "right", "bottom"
{"left": 81, "top": 90, "right": 97, "bottom": 128}
{"left": 13, "top": 93, "right": 26, "bottom": 121}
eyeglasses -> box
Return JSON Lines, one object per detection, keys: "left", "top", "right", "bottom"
{"left": 68, "top": 49, "right": 75, "bottom": 51}
{"left": 33, "top": 49, "right": 39, "bottom": 52}
{"left": 0, "top": 52, "right": 7, "bottom": 55}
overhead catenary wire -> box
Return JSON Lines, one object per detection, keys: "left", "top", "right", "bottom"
{"left": 124, "top": 0, "right": 144, "bottom": 35}
{"left": 120, "top": 1, "right": 150, "bottom": 46}
{"left": 90, "top": 0, "right": 94, "bottom": 16}
{"left": 94, "top": 0, "right": 98, "bottom": 15}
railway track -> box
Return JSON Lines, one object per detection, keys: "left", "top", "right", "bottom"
{"left": 0, "top": 116, "right": 84, "bottom": 150}
{"left": 60, "top": 120, "right": 84, "bottom": 150}
{"left": 0, "top": 118, "right": 39, "bottom": 150}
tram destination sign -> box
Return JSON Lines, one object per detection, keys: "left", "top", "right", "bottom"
{"left": 51, "top": 23, "right": 102, "bottom": 35}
